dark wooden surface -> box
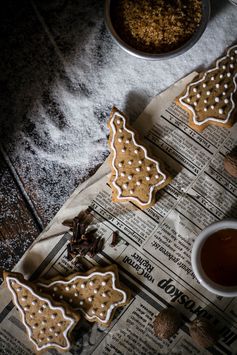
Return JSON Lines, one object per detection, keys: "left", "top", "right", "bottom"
{"left": 1, "top": 0, "right": 237, "bottom": 273}
{"left": 0, "top": 150, "right": 41, "bottom": 270}
{"left": 0, "top": 0, "right": 108, "bottom": 271}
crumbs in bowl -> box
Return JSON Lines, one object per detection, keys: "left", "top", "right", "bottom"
{"left": 112, "top": 0, "right": 202, "bottom": 53}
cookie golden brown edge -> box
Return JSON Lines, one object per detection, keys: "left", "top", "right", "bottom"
{"left": 37, "top": 264, "right": 131, "bottom": 327}
{"left": 176, "top": 44, "right": 237, "bottom": 132}
{"left": 108, "top": 106, "right": 171, "bottom": 209}
{"left": 4, "top": 271, "right": 80, "bottom": 353}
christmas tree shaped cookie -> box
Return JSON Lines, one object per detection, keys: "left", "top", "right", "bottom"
{"left": 108, "top": 107, "right": 170, "bottom": 209}
{"left": 38, "top": 265, "right": 130, "bottom": 327}
{"left": 4, "top": 271, "right": 80, "bottom": 352}
{"left": 176, "top": 44, "right": 237, "bottom": 132}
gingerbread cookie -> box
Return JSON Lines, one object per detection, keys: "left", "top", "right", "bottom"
{"left": 176, "top": 44, "right": 237, "bottom": 132}
{"left": 38, "top": 265, "right": 130, "bottom": 327}
{"left": 108, "top": 107, "right": 170, "bottom": 209}
{"left": 4, "top": 271, "right": 80, "bottom": 352}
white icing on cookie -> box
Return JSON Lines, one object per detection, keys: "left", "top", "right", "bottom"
{"left": 6, "top": 276, "right": 75, "bottom": 351}
{"left": 179, "top": 44, "right": 237, "bottom": 126}
{"left": 109, "top": 112, "right": 167, "bottom": 206}
{"left": 39, "top": 271, "right": 127, "bottom": 325}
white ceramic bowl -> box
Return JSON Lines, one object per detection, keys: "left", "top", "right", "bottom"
{"left": 191, "top": 220, "right": 237, "bottom": 297}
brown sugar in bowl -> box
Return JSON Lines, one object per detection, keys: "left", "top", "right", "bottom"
{"left": 105, "top": 0, "right": 211, "bottom": 60}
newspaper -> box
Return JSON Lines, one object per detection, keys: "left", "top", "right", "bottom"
{"left": 1, "top": 72, "right": 237, "bottom": 355}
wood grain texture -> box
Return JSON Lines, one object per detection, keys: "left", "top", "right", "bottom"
{"left": 0, "top": 152, "right": 41, "bottom": 271}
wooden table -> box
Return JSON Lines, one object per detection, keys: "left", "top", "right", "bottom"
{"left": 1, "top": 0, "right": 237, "bottom": 273}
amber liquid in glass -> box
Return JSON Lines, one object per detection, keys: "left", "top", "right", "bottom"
{"left": 201, "top": 229, "right": 237, "bottom": 286}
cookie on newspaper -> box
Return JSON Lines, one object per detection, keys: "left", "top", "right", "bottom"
{"left": 38, "top": 264, "right": 130, "bottom": 327}
{"left": 176, "top": 44, "right": 237, "bottom": 132}
{"left": 4, "top": 271, "right": 80, "bottom": 352}
{"left": 108, "top": 107, "right": 171, "bottom": 209}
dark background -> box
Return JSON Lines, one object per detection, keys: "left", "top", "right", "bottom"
{"left": 0, "top": 0, "right": 236, "bottom": 271}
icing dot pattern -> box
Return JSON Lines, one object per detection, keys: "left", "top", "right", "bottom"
{"left": 180, "top": 45, "right": 237, "bottom": 125}
{"left": 39, "top": 270, "right": 127, "bottom": 325}
{"left": 110, "top": 112, "right": 167, "bottom": 205}
{"left": 7, "top": 276, "right": 76, "bottom": 351}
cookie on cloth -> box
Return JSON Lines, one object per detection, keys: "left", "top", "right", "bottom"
{"left": 4, "top": 271, "right": 80, "bottom": 352}
{"left": 176, "top": 44, "right": 237, "bottom": 132}
{"left": 108, "top": 107, "right": 171, "bottom": 209}
{"left": 38, "top": 264, "right": 130, "bottom": 327}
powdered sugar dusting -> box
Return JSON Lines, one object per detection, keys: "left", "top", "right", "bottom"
{"left": 24, "top": 86, "right": 108, "bottom": 168}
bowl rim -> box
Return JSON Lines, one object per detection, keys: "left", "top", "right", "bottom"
{"left": 104, "top": 0, "right": 211, "bottom": 60}
{"left": 191, "top": 220, "right": 237, "bottom": 297}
